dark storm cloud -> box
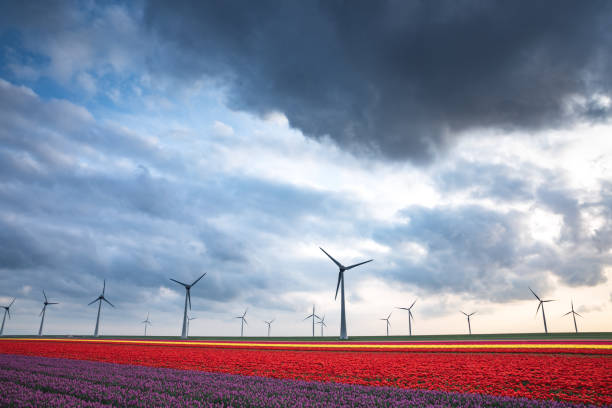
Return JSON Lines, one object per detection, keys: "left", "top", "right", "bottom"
{"left": 143, "top": 0, "right": 612, "bottom": 162}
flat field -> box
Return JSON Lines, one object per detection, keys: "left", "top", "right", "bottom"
{"left": 1, "top": 335, "right": 610, "bottom": 407}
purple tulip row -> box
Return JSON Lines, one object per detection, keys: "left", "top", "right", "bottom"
{"left": 0, "top": 353, "right": 599, "bottom": 408}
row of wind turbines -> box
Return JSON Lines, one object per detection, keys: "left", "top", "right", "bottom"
{"left": 0, "top": 247, "right": 585, "bottom": 338}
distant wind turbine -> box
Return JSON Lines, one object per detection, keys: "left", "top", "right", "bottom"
{"left": 187, "top": 315, "right": 197, "bottom": 337}
{"left": 170, "top": 272, "right": 206, "bottom": 339}
{"left": 396, "top": 300, "right": 417, "bottom": 336}
{"left": 304, "top": 304, "right": 320, "bottom": 336}
{"left": 0, "top": 298, "right": 15, "bottom": 336}
{"left": 380, "top": 312, "right": 392, "bottom": 336}
{"left": 320, "top": 247, "right": 373, "bottom": 340}
{"left": 236, "top": 308, "right": 248, "bottom": 337}
{"left": 529, "top": 287, "right": 555, "bottom": 334}
{"left": 88, "top": 280, "right": 114, "bottom": 337}
{"left": 316, "top": 314, "right": 327, "bottom": 336}
{"left": 38, "top": 291, "right": 58, "bottom": 336}
{"left": 141, "top": 313, "right": 152, "bottom": 336}
{"left": 264, "top": 319, "right": 274, "bottom": 337}
{"left": 460, "top": 311, "right": 476, "bottom": 335}
{"left": 562, "top": 301, "right": 583, "bottom": 333}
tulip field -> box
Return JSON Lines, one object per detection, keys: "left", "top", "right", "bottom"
{"left": 1, "top": 338, "right": 611, "bottom": 407}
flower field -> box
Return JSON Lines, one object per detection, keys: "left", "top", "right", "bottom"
{"left": 1, "top": 338, "right": 610, "bottom": 407}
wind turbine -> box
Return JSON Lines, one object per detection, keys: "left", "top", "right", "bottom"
{"left": 320, "top": 247, "right": 373, "bottom": 340}
{"left": 187, "top": 315, "right": 197, "bottom": 337}
{"left": 141, "top": 313, "right": 152, "bottom": 336}
{"left": 529, "top": 287, "right": 555, "bottom": 334}
{"left": 562, "top": 301, "right": 583, "bottom": 333}
{"left": 396, "top": 300, "right": 417, "bottom": 336}
{"left": 264, "top": 319, "right": 274, "bottom": 337}
{"left": 303, "top": 304, "right": 320, "bottom": 336}
{"left": 0, "top": 298, "right": 15, "bottom": 336}
{"left": 316, "top": 314, "right": 327, "bottom": 336}
{"left": 236, "top": 308, "right": 248, "bottom": 337}
{"left": 380, "top": 312, "right": 392, "bottom": 336}
{"left": 170, "top": 272, "right": 206, "bottom": 339}
{"left": 460, "top": 311, "right": 476, "bottom": 335}
{"left": 88, "top": 280, "right": 114, "bottom": 337}
{"left": 38, "top": 291, "right": 58, "bottom": 336}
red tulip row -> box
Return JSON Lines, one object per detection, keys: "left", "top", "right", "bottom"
{"left": 1, "top": 339, "right": 610, "bottom": 405}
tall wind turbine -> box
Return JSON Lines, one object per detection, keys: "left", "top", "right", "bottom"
{"left": 170, "top": 272, "right": 206, "bottom": 339}
{"left": 529, "top": 287, "right": 555, "bottom": 334}
{"left": 0, "top": 298, "right": 15, "bottom": 336}
{"left": 141, "top": 313, "right": 152, "bottom": 336}
{"left": 562, "top": 301, "right": 583, "bottom": 333}
{"left": 264, "top": 319, "right": 274, "bottom": 337}
{"left": 460, "top": 311, "right": 476, "bottom": 335}
{"left": 304, "top": 304, "right": 320, "bottom": 336}
{"left": 236, "top": 308, "right": 248, "bottom": 337}
{"left": 187, "top": 315, "right": 197, "bottom": 337}
{"left": 396, "top": 300, "right": 416, "bottom": 336}
{"left": 380, "top": 312, "right": 392, "bottom": 336}
{"left": 88, "top": 280, "right": 114, "bottom": 337}
{"left": 320, "top": 247, "right": 373, "bottom": 340}
{"left": 38, "top": 291, "right": 58, "bottom": 336}
{"left": 316, "top": 314, "right": 327, "bottom": 336}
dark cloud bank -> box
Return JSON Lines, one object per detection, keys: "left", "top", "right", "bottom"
{"left": 144, "top": 0, "right": 612, "bottom": 162}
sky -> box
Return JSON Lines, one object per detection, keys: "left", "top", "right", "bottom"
{"left": 0, "top": 0, "right": 611, "bottom": 337}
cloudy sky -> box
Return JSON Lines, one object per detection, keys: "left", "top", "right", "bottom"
{"left": 1, "top": 1, "right": 611, "bottom": 337}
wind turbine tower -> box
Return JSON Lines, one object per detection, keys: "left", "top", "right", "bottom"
{"left": 317, "top": 315, "right": 327, "bottom": 336}
{"left": 187, "top": 315, "right": 197, "bottom": 337}
{"left": 460, "top": 311, "right": 476, "bottom": 335}
{"left": 264, "top": 319, "right": 274, "bottom": 337}
{"left": 170, "top": 272, "right": 206, "bottom": 339}
{"left": 380, "top": 312, "right": 392, "bottom": 336}
{"left": 88, "top": 280, "right": 115, "bottom": 337}
{"left": 320, "top": 247, "right": 373, "bottom": 340}
{"left": 562, "top": 301, "right": 583, "bottom": 333}
{"left": 304, "top": 304, "right": 320, "bottom": 336}
{"left": 142, "top": 313, "right": 152, "bottom": 336}
{"left": 396, "top": 300, "right": 416, "bottom": 336}
{"left": 0, "top": 298, "right": 15, "bottom": 336}
{"left": 529, "top": 287, "right": 555, "bottom": 334}
{"left": 236, "top": 309, "right": 248, "bottom": 337}
{"left": 38, "top": 291, "right": 58, "bottom": 336}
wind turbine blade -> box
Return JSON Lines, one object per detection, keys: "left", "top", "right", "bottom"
{"left": 170, "top": 278, "right": 188, "bottom": 287}
{"left": 8, "top": 298, "right": 15, "bottom": 308}
{"left": 6, "top": 308, "right": 10, "bottom": 319}
{"left": 542, "top": 299, "right": 555, "bottom": 303}
{"left": 528, "top": 287, "right": 541, "bottom": 301}
{"left": 461, "top": 311, "right": 467, "bottom": 316}
{"left": 345, "top": 259, "right": 373, "bottom": 270}
{"left": 320, "top": 247, "right": 344, "bottom": 268}
{"left": 575, "top": 312, "right": 583, "bottom": 318}
{"left": 191, "top": 272, "right": 207, "bottom": 287}
{"left": 39, "top": 306, "right": 45, "bottom": 316}
{"left": 43, "top": 290, "right": 48, "bottom": 303}
{"left": 562, "top": 311, "right": 572, "bottom": 317}
{"left": 471, "top": 312, "right": 476, "bottom": 316}
{"left": 409, "top": 299, "right": 417, "bottom": 309}
{"left": 334, "top": 271, "right": 342, "bottom": 300}
{"left": 187, "top": 290, "right": 192, "bottom": 310}
{"left": 270, "top": 319, "right": 275, "bottom": 324}
{"left": 48, "top": 302, "right": 59, "bottom": 305}
{"left": 396, "top": 307, "right": 409, "bottom": 310}
{"left": 103, "top": 280, "right": 106, "bottom": 296}
{"left": 303, "top": 314, "right": 313, "bottom": 320}
{"left": 244, "top": 308, "right": 248, "bottom": 316}
{"left": 409, "top": 310, "right": 414, "bottom": 321}
{"left": 103, "top": 298, "right": 115, "bottom": 308}
{"left": 387, "top": 312, "right": 392, "bottom": 319}
{"left": 88, "top": 298, "right": 99, "bottom": 306}
{"left": 243, "top": 318, "right": 248, "bottom": 325}
{"left": 536, "top": 302, "right": 542, "bottom": 317}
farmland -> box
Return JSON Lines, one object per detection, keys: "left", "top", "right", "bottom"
{"left": 1, "top": 336, "right": 611, "bottom": 407}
